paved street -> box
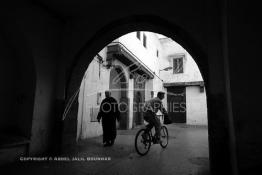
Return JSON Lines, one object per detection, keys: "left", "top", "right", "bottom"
{"left": 3, "top": 124, "right": 209, "bottom": 175}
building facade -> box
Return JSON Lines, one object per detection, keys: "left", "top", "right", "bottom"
{"left": 160, "top": 38, "right": 207, "bottom": 125}
{"left": 77, "top": 31, "right": 164, "bottom": 140}
{"left": 77, "top": 32, "right": 207, "bottom": 140}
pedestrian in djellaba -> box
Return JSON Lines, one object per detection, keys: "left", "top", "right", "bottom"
{"left": 97, "top": 90, "right": 120, "bottom": 147}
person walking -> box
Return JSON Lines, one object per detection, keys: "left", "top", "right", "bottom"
{"left": 97, "top": 91, "right": 120, "bottom": 147}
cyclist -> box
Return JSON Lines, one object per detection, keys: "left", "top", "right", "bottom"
{"left": 143, "top": 91, "right": 168, "bottom": 143}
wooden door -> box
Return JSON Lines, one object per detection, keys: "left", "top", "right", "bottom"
{"left": 119, "top": 96, "right": 129, "bottom": 129}
{"left": 167, "top": 86, "right": 186, "bottom": 123}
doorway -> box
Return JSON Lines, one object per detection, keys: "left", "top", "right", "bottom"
{"left": 167, "top": 86, "right": 186, "bottom": 123}
{"left": 109, "top": 66, "right": 129, "bottom": 129}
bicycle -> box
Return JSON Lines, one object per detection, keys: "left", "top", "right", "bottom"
{"left": 135, "top": 115, "right": 169, "bottom": 156}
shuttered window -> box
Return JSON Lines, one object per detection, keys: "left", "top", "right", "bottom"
{"left": 173, "top": 57, "right": 183, "bottom": 74}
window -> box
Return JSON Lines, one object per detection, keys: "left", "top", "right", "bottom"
{"left": 173, "top": 57, "right": 183, "bottom": 73}
{"left": 136, "top": 31, "right": 141, "bottom": 40}
{"left": 143, "top": 34, "right": 147, "bottom": 48}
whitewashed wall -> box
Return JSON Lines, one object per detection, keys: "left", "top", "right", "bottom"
{"left": 117, "top": 31, "right": 163, "bottom": 73}
{"left": 77, "top": 48, "right": 109, "bottom": 140}
{"left": 159, "top": 38, "right": 203, "bottom": 83}
{"left": 186, "top": 86, "right": 207, "bottom": 125}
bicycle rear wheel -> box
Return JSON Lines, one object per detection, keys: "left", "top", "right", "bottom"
{"left": 160, "top": 126, "right": 168, "bottom": 148}
{"left": 135, "top": 129, "right": 151, "bottom": 156}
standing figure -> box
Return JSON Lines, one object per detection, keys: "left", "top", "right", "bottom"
{"left": 97, "top": 91, "right": 120, "bottom": 147}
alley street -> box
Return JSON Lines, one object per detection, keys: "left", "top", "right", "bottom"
{"left": 3, "top": 124, "right": 209, "bottom": 175}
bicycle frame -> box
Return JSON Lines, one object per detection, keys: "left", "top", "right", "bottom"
{"left": 135, "top": 122, "right": 169, "bottom": 156}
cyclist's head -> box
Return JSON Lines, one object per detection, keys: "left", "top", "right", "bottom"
{"left": 157, "top": 91, "right": 165, "bottom": 100}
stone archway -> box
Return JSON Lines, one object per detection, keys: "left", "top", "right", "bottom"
{"left": 63, "top": 15, "right": 235, "bottom": 174}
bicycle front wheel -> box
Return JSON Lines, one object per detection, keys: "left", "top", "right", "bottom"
{"left": 135, "top": 129, "right": 151, "bottom": 156}
{"left": 160, "top": 126, "right": 168, "bottom": 148}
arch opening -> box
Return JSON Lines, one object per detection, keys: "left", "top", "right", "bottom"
{"left": 64, "top": 16, "right": 211, "bottom": 174}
